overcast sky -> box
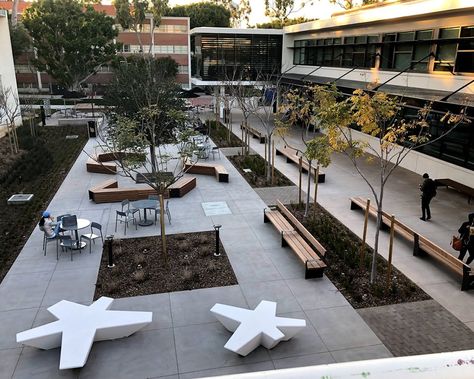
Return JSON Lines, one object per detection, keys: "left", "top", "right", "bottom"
{"left": 170, "top": 0, "right": 344, "bottom": 26}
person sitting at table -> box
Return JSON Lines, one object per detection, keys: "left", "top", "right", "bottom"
{"left": 38, "top": 211, "right": 60, "bottom": 238}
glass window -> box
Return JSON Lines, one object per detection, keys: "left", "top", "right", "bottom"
{"left": 355, "top": 35, "right": 367, "bottom": 44}
{"left": 412, "top": 43, "right": 431, "bottom": 71}
{"left": 439, "top": 28, "right": 460, "bottom": 39}
{"left": 368, "top": 35, "right": 379, "bottom": 43}
{"left": 416, "top": 30, "right": 433, "bottom": 40}
{"left": 435, "top": 43, "right": 457, "bottom": 71}
{"left": 398, "top": 32, "right": 415, "bottom": 41}
{"left": 455, "top": 52, "right": 474, "bottom": 72}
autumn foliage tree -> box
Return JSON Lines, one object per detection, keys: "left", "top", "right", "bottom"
{"left": 309, "top": 85, "right": 470, "bottom": 282}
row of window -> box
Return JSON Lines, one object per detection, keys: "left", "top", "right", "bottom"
{"left": 293, "top": 25, "right": 474, "bottom": 73}
{"left": 115, "top": 24, "right": 187, "bottom": 33}
{"left": 122, "top": 45, "right": 188, "bottom": 54}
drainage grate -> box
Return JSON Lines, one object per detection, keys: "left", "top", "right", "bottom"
{"left": 7, "top": 194, "right": 34, "bottom": 205}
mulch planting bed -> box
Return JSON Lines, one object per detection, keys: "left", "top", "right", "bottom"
{"left": 94, "top": 231, "right": 237, "bottom": 298}
{"left": 207, "top": 120, "right": 244, "bottom": 148}
{"left": 0, "top": 123, "right": 88, "bottom": 283}
{"left": 229, "top": 154, "right": 293, "bottom": 188}
{"left": 288, "top": 202, "right": 430, "bottom": 308}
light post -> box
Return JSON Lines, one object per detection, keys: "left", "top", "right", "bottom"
{"left": 106, "top": 235, "right": 115, "bottom": 268}
{"left": 213, "top": 225, "right": 222, "bottom": 257}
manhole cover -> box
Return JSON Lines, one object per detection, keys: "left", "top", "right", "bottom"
{"left": 65, "top": 135, "right": 79, "bottom": 139}
{"left": 201, "top": 201, "right": 232, "bottom": 216}
{"left": 8, "top": 194, "right": 34, "bottom": 204}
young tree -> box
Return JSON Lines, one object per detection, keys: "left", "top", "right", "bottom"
{"left": 167, "top": 2, "right": 231, "bottom": 28}
{"left": 22, "top": 0, "right": 118, "bottom": 93}
{"left": 255, "top": 16, "right": 315, "bottom": 29}
{"left": 277, "top": 86, "right": 331, "bottom": 216}
{"left": 114, "top": 0, "right": 168, "bottom": 54}
{"left": 0, "top": 86, "right": 21, "bottom": 154}
{"left": 310, "top": 85, "right": 471, "bottom": 282}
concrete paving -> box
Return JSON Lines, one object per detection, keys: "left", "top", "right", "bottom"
{"left": 222, "top": 109, "right": 474, "bottom": 332}
{"left": 0, "top": 134, "right": 391, "bottom": 378}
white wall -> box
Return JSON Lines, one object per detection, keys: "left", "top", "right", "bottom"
{"left": 0, "top": 10, "right": 22, "bottom": 128}
{"left": 351, "top": 130, "right": 474, "bottom": 188}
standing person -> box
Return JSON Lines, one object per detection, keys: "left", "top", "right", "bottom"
{"left": 38, "top": 211, "right": 60, "bottom": 238}
{"left": 458, "top": 213, "right": 474, "bottom": 264}
{"left": 419, "top": 173, "right": 436, "bottom": 221}
{"left": 40, "top": 105, "right": 46, "bottom": 126}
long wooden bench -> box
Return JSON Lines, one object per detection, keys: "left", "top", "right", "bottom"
{"left": 240, "top": 124, "right": 266, "bottom": 144}
{"left": 97, "top": 151, "right": 145, "bottom": 163}
{"left": 435, "top": 178, "right": 474, "bottom": 204}
{"left": 89, "top": 180, "right": 159, "bottom": 203}
{"left": 184, "top": 161, "right": 229, "bottom": 183}
{"left": 350, "top": 196, "right": 474, "bottom": 291}
{"left": 264, "top": 201, "right": 326, "bottom": 278}
{"left": 86, "top": 157, "right": 117, "bottom": 174}
{"left": 276, "top": 146, "right": 325, "bottom": 183}
{"left": 168, "top": 177, "right": 197, "bottom": 198}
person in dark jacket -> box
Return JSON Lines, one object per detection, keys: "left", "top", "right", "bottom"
{"left": 40, "top": 106, "right": 46, "bottom": 126}
{"left": 419, "top": 173, "right": 436, "bottom": 221}
{"left": 458, "top": 213, "right": 474, "bottom": 265}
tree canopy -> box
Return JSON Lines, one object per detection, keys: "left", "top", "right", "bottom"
{"left": 329, "top": 0, "right": 382, "bottom": 10}
{"left": 212, "top": 0, "right": 251, "bottom": 27}
{"left": 264, "top": 0, "right": 312, "bottom": 23}
{"left": 255, "top": 16, "right": 315, "bottom": 29}
{"left": 167, "top": 2, "right": 230, "bottom": 29}
{"left": 22, "top": 0, "right": 118, "bottom": 92}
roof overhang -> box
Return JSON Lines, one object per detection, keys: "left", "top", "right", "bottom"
{"left": 190, "top": 27, "right": 284, "bottom": 36}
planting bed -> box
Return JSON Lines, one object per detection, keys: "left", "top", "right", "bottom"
{"left": 229, "top": 154, "right": 293, "bottom": 188}
{"left": 288, "top": 202, "right": 430, "bottom": 308}
{"left": 0, "top": 124, "right": 88, "bottom": 282}
{"left": 94, "top": 231, "right": 237, "bottom": 298}
{"left": 207, "top": 120, "right": 243, "bottom": 148}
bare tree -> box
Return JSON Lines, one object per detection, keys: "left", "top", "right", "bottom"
{"left": 0, "top": 86, "right": 22, "bottom": 154}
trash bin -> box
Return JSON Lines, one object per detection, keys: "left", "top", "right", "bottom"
{"left": 87, "top": 120, "right": 97, "bottom": 138}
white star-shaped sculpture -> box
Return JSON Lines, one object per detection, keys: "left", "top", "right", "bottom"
{"left": 16, "top": 297, "right": 152, "bottom": 370}
{"left": 211, "top": 300, "right": 306, "bottom": 356}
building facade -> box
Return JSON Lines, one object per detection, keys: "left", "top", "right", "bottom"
{"left": 0, "top": 1, "right": 191, "bottom": 93}
{"left": 281, "top": 0, "right": 474, "bottom": 186}
{"left": 0, "top": 9, "right": 21, "bottom": 130}
{"left": 190, "top": 27, "right": 283, "bottom": 86}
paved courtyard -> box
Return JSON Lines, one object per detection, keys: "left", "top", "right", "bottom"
{"left": 0, "top": 136, "right": 391, "bottom": 378}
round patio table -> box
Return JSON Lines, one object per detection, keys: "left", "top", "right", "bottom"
{"left": 131, "top": 199, "right": 159, "bottom": 226}
{"left": 61, "top": 218, "right": 91, "bottom": 249}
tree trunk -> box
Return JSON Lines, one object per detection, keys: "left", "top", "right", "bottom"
{"left": 11, "top": 0, "right": 19, "bottom": 27}
{"left": 150, "top": 145, "right": 157, "bottom": 173}
{"left": 266, "top": 134, "right": 272, "bottom": 182}
{"left": 371, "top": 191, "right": 384, "bottom": 283}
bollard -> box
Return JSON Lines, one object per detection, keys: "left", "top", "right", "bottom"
{"left": 213, "top": 225, "right": 222, "bottom": 257}
{"left": 106, "top": 235, "right": 115, "bottom": 268}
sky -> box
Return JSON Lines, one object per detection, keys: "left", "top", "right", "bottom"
{"left": 170, "top": 0, "right": 344, "bottom": 27}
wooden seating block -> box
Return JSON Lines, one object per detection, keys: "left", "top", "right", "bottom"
{"left": 240, "top": 124, "right": 266, "bottom": 144}
{"left": 168, "top": 177, "right": 197, "bottom": 198}
{"left": 185, "top": 162, "right": 229, "bottom": 183}
{"left": 276, "top": 200, "right": 326, "bottom": 257}
{"left": 435, "top": 178, "right": 474, "bottom": 203}
{"left": 264, "top": 205, "right": 326, "bottom": 279}
{"left": 86, "top": 158, "right": 117, "bottom": 175}
{"left": 276, "top": 146, "right": 325, "bottom": 183}
{"left": 89, "top": 179, "right": 165, "bottom": 203}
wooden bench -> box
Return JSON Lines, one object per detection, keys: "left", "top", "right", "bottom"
{"left": 86, "top": 157, "right": 117, "bottom": 175}
{"left": 184, "top": 161, "right": 229, "bottom": 183}
{"left": 89, "top": 179, "right": 163, "bottom": 203}
{"left": 276, "top": 146, "right": 325, "bottom": 183}
{"left": 97, "top": 151, "right": 146, "bottom": 163}
{"left": 435, "top": 178, "right": 474, "bottom": 204}
{"left": 264, "top": 201, "right": 326, "bottom": 279}
{"left": 240, "top": 124, "right": 266, "bottom": 144}
{"left": 350, "top": 196, "right": 474, "bottom": 291}
{"left": 168, "top": 177, "right": 197, "bottom": 198}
